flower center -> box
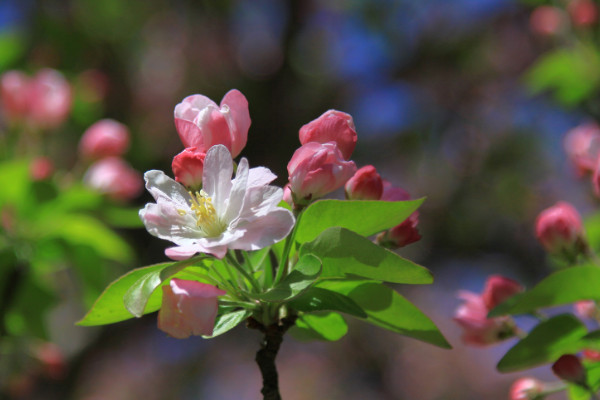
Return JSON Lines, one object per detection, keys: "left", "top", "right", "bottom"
{"left": 187, "top": 190, "right": 226, "bottom": 237}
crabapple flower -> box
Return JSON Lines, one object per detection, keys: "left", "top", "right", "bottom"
{"left": 375, "top": 181, "right": 421, "bottom": 248}
{"left": 535, "top": 202, "right": 585, "bottom": 255}
{"left": 552, "top": 354, "right": 586, "bottom": 385}
{"left": 568, "top": 0, "right": 598, "bottom": 27}
{"left": 345, "top": 165, "right": 383, "bottom": 200}
{"left": 481, "top": 275, "right": 523, "bottom": 310}
{"left": 30, "top": 157, "right": 54, "bottom": 181}
{"left": 453, "top": 290, "right": 516, "bottom": 346}
{"left": 1, "top": 70, "right": 30, "bottom": 122}
{"left": 84, "top": 157, "right": 143, "bottom": 201}
{"left": 299, "top": 110, "right": 357, "bottom": 160}
{"left": 287, "top": 141, "right": 356, "bottom": 205}
{"left": 530, "top": 6, "right": 567, "bottom": 36}
{"left": 583, "top": 349, "right": 600, "bottom": 361}
{"left": 509, "top": 377, "right": 544, "bottom": 400}
{"left": 79, "top": 119, "right": 130, "bottom": 159}
{"left": 27, "top": 69, "right": 72, "bottom": 129}
{"left": 564, "top": 122, "right": 600, "bottom": 175}
{"left": 158, "top": 279, "right": 226, "bottom": 338}
{"left": 574, "top": 300, "right": 598, "bottom": 320}
{"left": 174, "top": 89, "right": 250, "bottom": 158}
{"left": 172, "top": 147, "right": 206, "bottom": 190}
{"left": 140, "top": 145, "right": 295, "bottom": 260}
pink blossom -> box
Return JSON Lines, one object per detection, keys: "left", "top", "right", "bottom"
{"left": 453, "top": 291, "right": 516, "bottom": 346}
{"left": 30, "top": 157, "right": 54, "bottom": 181}
{"left": 574, "top": 300, "right": 598, "bottom": 320}
{"left": 568, "top": 0, "right": 598, "bottom": 27}
{"left": 530, "top": 6, "right": 567, "bottom": 36}
{"left": 345, "top": 165, "right": 383, "bottom": 200}
{"left": 552, "top": 354, "right": 586, "bottom": 384}
{"left": 140, "top": 145, "right": 294, "bottom": 259}
{"left": 34, "top": 342, "right": 65, "bottom": 380}
{"left": 564, "top": 122, "right": 600, "bottom": 176}
{"left": 481, "top": 275, "right": 523, "bottom": 310}
{"left": 0, "top": 70, "right": 30, "bottom": 122}
{"left": 158, "top": 279, "right": 226, "bottom": 338}
{"left": 287, "top": 141, "right": 356, "bottom": 205}
{"left": 583, "top": 349, "right": 600, "bottom": 361}
{"left": 535, "top": 201, "right": 585, "bottom": 254}
{"left": 27, "top": 69, "right": 72, "bottom": 129}
{"left": 299, "top": 110, "right": 357, "bottom": 160}
{"left": 79, "top": 119, "right": 130, "bottom": 159}
{"left": 282, "top": 183, "right": 292, "bottom": 206}
{"left": 84, "top": 157, "right": 143, "bottom": 201}
{"left": 172, "top": 147, "right": 206, "bottom": 190}
{"left": 174, "top": 89, "right": 250, "bottom": 158}
{"left": 509, "top": 377, "right": 544, "bottom": 400}
{"left": 375, "top": 181, "right": 421, "bottom": 248}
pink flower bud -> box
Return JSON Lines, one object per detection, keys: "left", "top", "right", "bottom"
{"left": 299, "top": 110, "right": 357, "bottom": 160}
{"left": 34, "top": 342, "right": 66, "bottom": 380}
{"left": 574, "top": 300, "right": 598, "bottom": 320}
{"left": 568, "top": 0, "right": 598, "bottom": 27}
{"left": 30, "top": 157, "right": 54, "bottom": 181}
{"left": 481, "top": 275, "right": 523, "bottom": 310}
{"left": 174, "top": 89, "right": 250, "bottom": 158}
{"left": 172, "top": 147, "right": 206, "bottom": 190}
{"left": 345, "top": 165, "right": 383, "bottom": 200}
{"left": 287, "top": 141, "right": 357, "bottom": 205}
{"left": 84, "top": 157, "right": 143, "bottom": 201}
{"left": 564, "top": 122, "right": 600, "bottom": 176}
{"left": 583, "top": 349, "right": 600, "bottom": 362}
{"left": 0, "top": 70, "right": 30, "bottom": 123}
{"left": 535, "top": 202, "right": 585, "bottom": 255}
{"left": 79, "top": 119, "right": 130, "bottom": 159}
{"left": 453, "top": 291, "right": 516, "bottom": 346}
{"left": 530, "top": 6, "right": 567, "bottom": 36}
{"left": 375, "top": 181, "right": 421, "bottom": 248}
{"left": 157, "top": 279, "right": 226, "bottom": 339}
{"left": 552, "top": 354, "right": 586, "bottom": 385}
{"left": 27, "top": 69, "right": 72, "bottom": 129}
{"left": 283, "top": 183, "right": 293, "bottom": 206}
{"left": 509, "top": 377, "right": 544, "bottom": 400}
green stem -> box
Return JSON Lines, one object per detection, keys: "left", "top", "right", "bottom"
{"left": 219, "top": 300, "right": 259, "bottom": 310}
{"left": 226, "top": 252, "right": 261, "bottom": 292}
{"left": 274, "top": 210, "right": 303, "bottom": 285}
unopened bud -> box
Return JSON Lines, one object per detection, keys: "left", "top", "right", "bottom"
{"left": 345, "top": 165, "right": 383, "bottom": 200}
{"left": 481, "top": 275, "right": 523, "bottom": 310}
{"left": 172, "top": 147, "right": 206, "bottom": 190}
{"left": 552, "top": 354, "right": 586, "bottom": 385}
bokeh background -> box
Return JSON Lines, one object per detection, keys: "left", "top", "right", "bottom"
{"left": 1, "top": 0, "right": 598, "bottom": 398}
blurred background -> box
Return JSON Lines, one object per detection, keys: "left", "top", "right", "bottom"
{"left": 1, "top": 0, "right": 598, "bottom": 398}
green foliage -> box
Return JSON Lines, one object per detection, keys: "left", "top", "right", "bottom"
{"left": 288, "top": 287, "right": 367, "bottom": 318}
{"left": 489, "top": 265, "right": 600, "bottom": 317}
{"left": 258, "top": 254, "right": 321, "bottom": 301}
{"left": 568, "top": 362, "right": 600, "bottom": 400}
{"left": 318, "top": 280, "right": 451, "bottom": 348}
{"left": 0, "top": 31, "right": 25, "bottom": 70}
{"left": 497, "top": 314, "right": 587, "bottom": 372}
{"left": 295, "top": 199, "right": 424, "bottom": 243}
{"left": 300, "top": 227, "right": 432, "bottom": 284}
{"left": 204, "top": 309, "right": 252, "bottom": 339}
{"left": 289, "top": 312, "right": 348, "bottom": 341}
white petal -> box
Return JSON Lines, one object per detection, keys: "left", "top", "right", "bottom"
{"left": 237, "top": 185, "right": 282, "bottom": 220}
{"left": 230, "top": 209, "right": 295, "bottom": 251}
{"left": 224, "top": 157, "right": 248, "bottom": 223}
{"left": 165, "top": 245, "right": 199, "bottom": 260}
{"left": 247, "top": 166, "right": 276, "bottom": 187}
{"left": 203, "top": 145, "right": 233, "bottom": 210}
{"left": 144, "top": 170, "right": 190, "bottom": 207}
{"left": 140, "top": 201, "right": 200, "bottom": 244}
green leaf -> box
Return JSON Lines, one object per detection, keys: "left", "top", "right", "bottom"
{"left": 318, "top": 280, "right": 451, "bottom": 349}
{"left": 295, "top": 199, "right": 424, "bottom": 243}
{"left": 78, "top": 260, "right": 211, "bottom": 326}
{"left": 123, "top": 256, "right": 210, "bottom": 317}
{"left": 0, "top": 31, "right": 25, "bottom": 70}
{"left": 0, "top": 160, "right": 29, "bottom": 207}
{"left": 288, "top": 287, "right": 367, "bottom": 318}
{"left": 258, "top": 254, "right": 322, "bottom": 302}
{"left": 497, "top": 314, "right": 588, "bottom": 373}
{"left": 289, "top": 312, "right": 348, "bottom": 341}
{"left": 300, "top": 227, "right": 432, "bottom": 284}
{"left": 36, "top": 214, "right": 134, "bottom": 263}
{"left": 489, "top": 265, "right": 600, "bottom": 317}
{"left": 101, "top": 206, "right": 144, "bottom": 228}
{"left": 203, "top": 309, "right": 251, "bottom": 339}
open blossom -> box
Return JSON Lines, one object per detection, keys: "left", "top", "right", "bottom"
{"left": 299, "top": 110, "right": 357, "bottom": 160}
{"left": 564, "top": 122, "right": 600, "bottom": 175}
{"left": 1, "top": 70, "right": 30, "bottom": 122}
{"left": 84, "top": 157, "right": 143, "bottom": 201}
{"left": 158, "top": 279, "right": 226, "bottom": 339}
{"left": 174, "top": 89, "right": 250, "bottom": 158}
{"left": 481, "top": 275, "right": 523, "bottom": 310}
{"left": 287, "top": 141, "right": 356, "bottom": 205}
{"left": 79, "top": 119, "right": 130, "bottom": 159}
{"left": 453, "top": 290, "right": 516, "bottom": 346}
{"left": 509, "top": 377, "right": 544, "bottom": 400}
{"left": 27, "top": 69, "right": 72, "bottom": 129}
{"left": 345, "top": 165, "right": 383, "bottom": 200}
{"left": 140, "top": 145, "right": 295, "bottom": 260}
{"left": 535, "top": 201, "right": 585, "bottom": 255}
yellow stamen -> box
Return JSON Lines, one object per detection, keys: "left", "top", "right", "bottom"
{"left": 188, "top": 190, "right": 225, "bottom": 237}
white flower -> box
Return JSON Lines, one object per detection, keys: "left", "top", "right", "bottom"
{"left": 140, "top": 145, "right": 295, "bottom": 259}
